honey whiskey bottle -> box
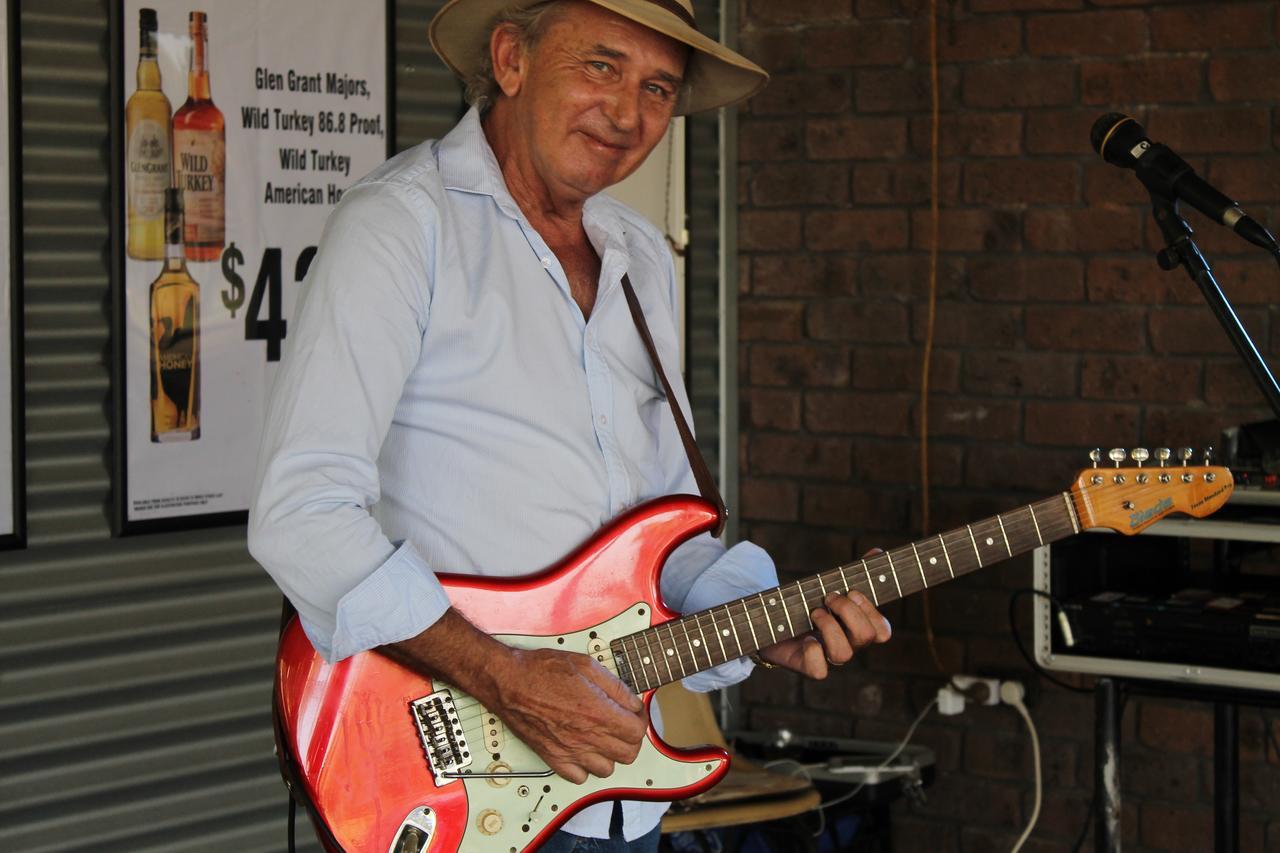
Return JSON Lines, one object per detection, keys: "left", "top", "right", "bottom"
{"left": 150, "top": 189, "right": 201, "bottom": 442}
{"left": 125, "top": 7, "right": 171, "bottom": 260}
{"left": 172, "top": 11, "right": 225, "bottom": 262}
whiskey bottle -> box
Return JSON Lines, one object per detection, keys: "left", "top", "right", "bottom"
{"left": 150, "top": 188, "right": 201, "bottom": 442}
{"left": 125, "top": 7, "right": 171, "bottom": 260}
{"left": 172, "top": 11, "right": 225, "bottom": 262}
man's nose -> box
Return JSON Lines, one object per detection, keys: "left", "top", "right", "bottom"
{"left": 604, "top": 85, "right": 641, "bottom": 132}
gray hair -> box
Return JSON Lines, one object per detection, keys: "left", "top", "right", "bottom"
{"left": 463, "top": 1, "right": 563, "bottom": 112}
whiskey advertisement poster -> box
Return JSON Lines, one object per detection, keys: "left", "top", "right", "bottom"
{"left": 114, "top": 1, "right": 392, "bottom": 532}
{"left": 0, "top": 0, "right": 21, "bottom": 546}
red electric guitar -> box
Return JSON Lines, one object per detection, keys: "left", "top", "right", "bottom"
{"left": 274, "top": 454, "right": 1233, "bottom": 852}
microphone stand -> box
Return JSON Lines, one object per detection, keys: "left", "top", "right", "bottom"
{"left": 1147, "top": 190, "right": 1280, "bottom": 420}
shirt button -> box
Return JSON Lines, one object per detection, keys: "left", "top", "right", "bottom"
{"left": 540, "top": 256, "right": 552, "bottom": 269}
{"left": 599, "top": 415, "right": 608, "bottom": 425}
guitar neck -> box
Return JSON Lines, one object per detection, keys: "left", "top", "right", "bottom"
{"left": 612, "top": 492, "right": 1082, "bottom": 692}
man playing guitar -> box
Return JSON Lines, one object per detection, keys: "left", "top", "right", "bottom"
{"left": 249, "top": 1, "right": 892, "bottom": 849}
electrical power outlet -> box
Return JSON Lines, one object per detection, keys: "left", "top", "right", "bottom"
{"left": 951, "top": 675, "right": 1000, "bottom": 706}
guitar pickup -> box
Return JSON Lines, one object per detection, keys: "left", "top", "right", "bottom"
{"left": 410, "top": 690, "right": 472, "bottom": 784}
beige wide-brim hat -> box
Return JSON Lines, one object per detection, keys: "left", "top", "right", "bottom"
{"left": 429, "top": 0, "right": 769, "bottom": 115}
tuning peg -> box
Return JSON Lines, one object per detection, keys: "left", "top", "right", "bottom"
{"left": 1178, "top": 447, "right": 1194, "bottom": 466}
{"left": 1130, "top": 448, "right": 1150, "bottom": 467}
{"left": 1155, "top": 448, "right": 1172, "bottom": 468}
{"left": 1203, "top": 446, "right": 1214, "bottom": 465}
{"left": 1108, "top": 448, "right": 1127, "bottom": 468}
{"left": 1089, "top": 448, "right": 1103, "bottom": 469}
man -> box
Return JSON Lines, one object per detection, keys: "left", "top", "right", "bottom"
{"left": 248, "top": 1, "right": 892, "bottom": 849}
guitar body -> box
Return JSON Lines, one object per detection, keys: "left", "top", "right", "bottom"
{"left": 275, "top": 495, "right": 730, "bottom": 853}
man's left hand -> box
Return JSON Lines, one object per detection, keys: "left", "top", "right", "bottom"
{"left": 755, "top": 590, "right": 891, "bottom": 679}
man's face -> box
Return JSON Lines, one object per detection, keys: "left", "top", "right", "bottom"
{"left": 496, "top": 1, "right": 688, "bottom": 204}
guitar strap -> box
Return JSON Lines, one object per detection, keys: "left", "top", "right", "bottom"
{"left": 619, "top": 273, "right": 728, "bottom": 538}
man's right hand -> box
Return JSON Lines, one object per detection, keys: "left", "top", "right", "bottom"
{"left": 491, "top": 647, "right": 648, "bottom": 784}
{"left": 385, "top": 608, "right": 648, "bottom": 786}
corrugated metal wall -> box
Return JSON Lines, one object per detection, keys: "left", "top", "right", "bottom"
{"left": 0, "top": 1, "right": 724, "bottom": 850}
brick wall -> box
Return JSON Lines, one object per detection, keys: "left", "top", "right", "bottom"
{"left": 733, "top": 1, "right": 1279, "bottom": 850}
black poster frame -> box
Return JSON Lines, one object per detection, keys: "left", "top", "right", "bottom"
{"left": 109, "top": 0, "right": 397, "bottom": 536}
{"left": 1, "top": 0, "right": 27, "bottom": 550}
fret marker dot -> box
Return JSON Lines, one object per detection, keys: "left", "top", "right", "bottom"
{"left": 768, "top": 597, "right": 777, "bottom": 606}
{"left": 777, "top": 624, "right": 785, "bottom": 633}
{"left": 722, "top": 629, "right": 730, "bottom": 636}
{"left": 878, "top": 574, "right": 886, "bottom": 583}
{"left": 693, "top": 639, "right": 701, "bottom": 647}
{"left": 666, "top": 649, "right": 674, "bottom": 656}
{"left": 985, "top": 537, "right": 994, "bottom": 546}
{"left": 643, "top": 657, "right": 650, "bottom": 664}
{"left": 929, "top": 557, "right": 937, "bottom": 565}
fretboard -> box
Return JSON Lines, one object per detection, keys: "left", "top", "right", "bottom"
{"left": 610, "top": 492, "right": 1080, "bottom": 692}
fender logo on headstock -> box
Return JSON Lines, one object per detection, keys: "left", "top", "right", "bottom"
{"left": 1129, "top": 496, "right": 1172, "bottom": 529}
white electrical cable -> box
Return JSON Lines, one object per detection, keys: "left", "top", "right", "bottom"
{"left": 1004, "top": 687, "right": 1042, "bottom": 853}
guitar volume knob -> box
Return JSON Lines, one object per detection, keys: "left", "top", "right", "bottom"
{"left": 477, "top": 809, "right": 504, "bottom": 836}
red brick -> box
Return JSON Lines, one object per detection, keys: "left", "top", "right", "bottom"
{"left": 1144, "top": 405, "right": 1267, "bottom": 450}
{"left": 913, "top": 15, "right": 1023, "bottom": 62}
{"left": 802, "top": 483, "right": 911, "bottom": 530}
{"left": 738, "top": 300, "right": 805, "bottom": 341}
{"left": 1208, "top": 158, "right": 1280, "bottom": 205}
{"left": 1140, "top": 803, "right": 1213, "bottom": 853}
{"left": 910, "top": 112, "right": 1024, "bottom": 157}
{"left": 739, "top": 119, "right": 803, "bottom": 161}
{"left": 970, "top": 0, "right": 1080, "bottom": 10}
{"left": 1026, "top": 109, "right": 1103, "bottom": 155}
{"left": 738, "top": 28, "right": 804, "bottom": 74}
{"left": 749, "top": 343, "right": 850, "bottom": 386}
{"left": 740, "top": 477, "right": 800, "bottom": 522}
{"left": 1206, "top": 360, "right": 1268, "bottom": 406}
{"left": 1150, "top": 306, "right": 1267, "bottom": 356}
{"left": 925, "top": 398, "right": 1021, "bottom": 441}
{"left": 1125, "top": 752, "right": 1204, "bottom": 802}
{"left": 962, "top": 160, "right": 1081, "bottom": 205}
{"left": 1026, "top": 305, "right": 1146, "bottom": 352}
{"left": 749, "top": 162, "right": 849, "bottom": 207}
{"left": 739, "top": 210, "right": 802, "bottom": 251}
{"left": 750, "top": 72, "right": 849, "bottom": 116}
{"left": 853, "top": 161, "right": 961, "bottom": 206}
{"left": 963, "top": 63, "right": 1076, "bottom": 109}
{"left": 855, "top": 345, "right": 960, "bottom": 392}
{"left": 752, "top": 254, "right": 858, "bottom": 297}
{"left": 806, "top": 209, "right": 910, "bottom": 252}
{"left": 1211, "top": 54, "right": 1280, "bottom": 103}
{"left": 964, "top": 444, "right": 1081, "bottom": 492}
{"left": 1024, "top": 208, "right": 1144, "bottom": 252}
{"left": 912, "top": 209, "right": 1022, "bottom": 252}
{"left": 856, "top": 66, "right": 961, "bottom": 113}
{"left": 1151, "top": 3, "right": 1275, "bottom": 51}
{"left": 745, "top": 389, "right": 801, "bottom": 430}
{"left": 1086, "top": 257, "right": 1200, "bottom": 306}
{"left": 1028, "top": 10, "right": 1148, "bottom": 56}
{"left": 745, "top": 0, "right": 854, "bottom": 26}
{"left": 806, "top": 115, "right": 909, "bottom": 160}
{"left": 855, "top": 437, "right": 964, "bottom": 486}
{"left": 913, "top": 302, "right": 1023, "bottom": 348}
{"left": 805, "top": 20, "right": 911, "bottom": 67}
{"left": 1145, "top": 106, "right": 1272, "bottom": 153}
{"left": 854, "top": 0, "right": 930, "bottom": 18}
{"left": 747, "top": 522, "right": 856, "bottom": 576}
{"left": 1081, "top": 355, "right": 1202, "bottom": 402}
{"left": 1025, "top": 401, "right": 1140, "bottom": 447}
{"left": 861, "top": 254, "right": 968, "bottom": 301}
{"left": 1081, "top": 57, "right": 1203, "bottom": 106}
{"left": 1138, "top": 700, "right": 1213, "bottom": 754}
{"left": 805, "top": 390, "right": 914, "bottom": 435}
{"left": 908, "top": 775, "right": 1023, "bottom": 825}
{"left": 963, "top": 351, "right": 1079, "bottom": 397}
{"left": 807, "top": 300, "right": 910, "bottom": 343}
{"left": 1082, "top": 162, "right": 1149, "bottom": 206}
{"left": 750, "top": 434, "right": 853, "bottom": 479}
{"left": 968, "top": 256, "right": 1085, "bottom": 302}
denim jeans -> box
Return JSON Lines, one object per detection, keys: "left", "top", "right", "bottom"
{"left": 537, "top": 803, "right": 662, "bottom": 853}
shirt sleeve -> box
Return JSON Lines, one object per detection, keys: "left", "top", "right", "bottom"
{"left": 247, "top": 181, "right": 449, "bottom": 663}
{"left": 641, "top": 241, "right": 781, "bottom": 693}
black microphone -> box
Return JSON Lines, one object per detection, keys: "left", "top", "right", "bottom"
{"left": 1091, "top": 112, "right": 1278, "bottom": 253}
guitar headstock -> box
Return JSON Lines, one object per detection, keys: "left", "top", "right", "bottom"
{"left": 1071, "top": 447, "right": 1234, "bottom": 535}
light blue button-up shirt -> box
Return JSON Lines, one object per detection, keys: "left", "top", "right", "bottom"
{"left": 248, "top": 108, "right": 778, "bottom": 840}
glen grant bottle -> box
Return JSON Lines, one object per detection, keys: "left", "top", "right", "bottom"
{"left": 150, "top": 189, "right": 201, "bottom": 442}
{"left": 125, "top": 7, "right": 171, "bottom": 260}
{"left": 172, "top": 11, "right": 225, "bottom": 262}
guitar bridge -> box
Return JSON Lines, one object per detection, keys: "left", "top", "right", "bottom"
{"left": 410, "top": 690, "right": 472, "bottom": 784}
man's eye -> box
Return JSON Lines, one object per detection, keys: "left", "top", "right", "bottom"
{"left": 588, "top": 60, "right": 612, "bottom": 73}
{"left": 646, "top": 83, "right": 673, "bottom": 99}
